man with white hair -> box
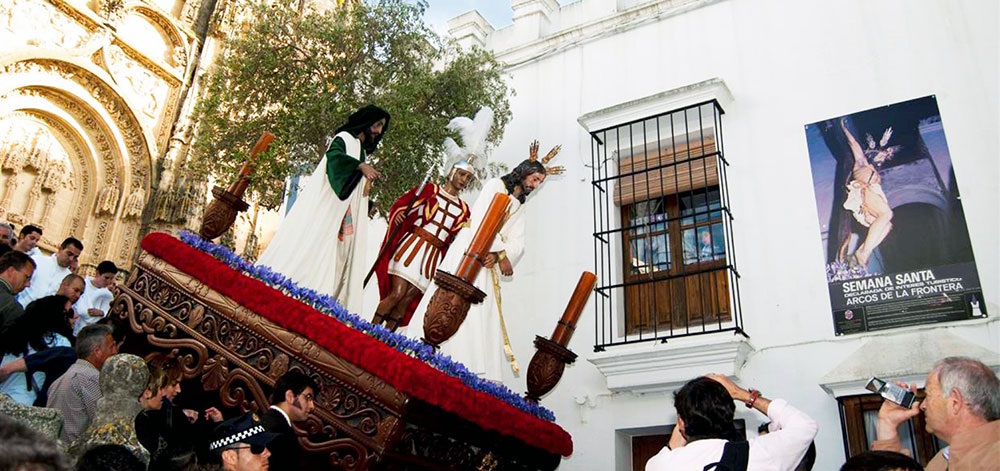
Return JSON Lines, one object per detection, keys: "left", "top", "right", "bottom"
{"left": 873, "top": 356, "right": 1000, "bottom": 470}
{"left": 47, "top": 323, "right": 118, "bottom": 443}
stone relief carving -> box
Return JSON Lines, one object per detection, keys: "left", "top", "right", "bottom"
{"left": 0, "top": 0, "right": 199, "bottom": 256}
{"left": 116, "top": 7, "right": 190, "bottom": 80}
{"left": 169, "top": 45, "right": 187, "bottom": 69}
{"left": 123, "top": 186, "right": 145, "bottom": 219}
{"left": 100, "top": 0, "right": 126, "bottom": 23}
{"left": 159, "top": 75, "right": 200, "bottom": 191}
{"left": 0, "top": 0, "right": 93, "bottom": 50}
{"left": 1, "top": 144, "right": 29, "bottom": 172}
{"left": 107, "top": 45, "right": 169, "bottom": 125}
{"left": 1, "top": 61, "right": 151, "bottom": 163}
{"left": 41, "top": 191, "right": 58, "bottom": 226}
{"left": 95, "top": 176, "right": 120, "bottom": 216}
{"left": 0, "top": 172, "right": 24, "bottom": 219}
{"left": 31, "top": 113, "right": 90, "bottom": 238}
{"left": 26, "top": 135, "right": 50, "bottom": 171}
{"left": 119, "top": 220, "right": 140, "bottom": 263}
{"left": 22, "top": 173, "right": 43, "bottom": 222}
{"left": 148, "top": 9, "right": 188, "bottom": 70}
{"left": 182, "top": 0, "right": 201, "bottom": 23}
{"left": 37, "top": 159, "right": 71, "bottom": 226}
{"left": 0, "top": 119, "right": 75, "bottom": 224}
{"left": 156, "top": 178, "right": 200, "bottom": 226}
{"left": 0, "top": 77, "right": 148, "bottom": 262}
{"left": 92, "top": 218, "right": 110, "bottom": 262}
{"left": 41, "top": 159, "right": 70, "bottom": 191}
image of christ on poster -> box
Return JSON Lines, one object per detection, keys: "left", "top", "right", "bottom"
{"left": 805, "top": 95, "right": 986, "bottom": 335}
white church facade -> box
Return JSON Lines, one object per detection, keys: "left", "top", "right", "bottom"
{"left": 440, "top": 1, "right": 998, "bottom": 469}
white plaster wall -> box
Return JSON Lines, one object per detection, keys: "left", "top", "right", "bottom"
{"left": 449, "top": 0, "right": 999, "bottom": 469}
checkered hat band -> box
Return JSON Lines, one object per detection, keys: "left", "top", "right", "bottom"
{"left": 209, "top": 425, "right": 266, "bottom": 451}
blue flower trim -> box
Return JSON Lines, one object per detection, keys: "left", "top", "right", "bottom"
{"left": 176, "top": 231, "right": 555, "bottom": 422}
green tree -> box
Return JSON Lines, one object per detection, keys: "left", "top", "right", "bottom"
{"left": 190, "top": 0, "right": 512, "bottom": 210}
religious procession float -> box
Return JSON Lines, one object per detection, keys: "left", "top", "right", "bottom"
{"left": 110, "top": 132, "right": 592, "bottom": 470}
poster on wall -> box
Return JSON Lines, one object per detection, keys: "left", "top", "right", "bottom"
{"left": 805, "top": 95, "right": 986, "bottom": 335}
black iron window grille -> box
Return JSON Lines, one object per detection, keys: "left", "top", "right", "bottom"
{"left": 589, "top": 100, "right": 744, "bottom": 350}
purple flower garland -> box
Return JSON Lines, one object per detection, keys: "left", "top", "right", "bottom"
{"left": 177, "top": 231, "right": 555, "bottom": 422}
{"left": 826, "top": 260, "right": 871, "bottom": 282}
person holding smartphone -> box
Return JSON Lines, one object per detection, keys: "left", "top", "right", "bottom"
{"left": 872, "top": 357, "right": 999, "bottom": 471}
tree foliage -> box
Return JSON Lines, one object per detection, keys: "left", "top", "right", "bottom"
{"left": 190, "top": 0, "right": 512, "bottom": 210}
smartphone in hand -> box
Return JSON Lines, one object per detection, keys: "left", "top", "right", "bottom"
{"left": 866, "top": 377, "right": 917, "bottom": 408}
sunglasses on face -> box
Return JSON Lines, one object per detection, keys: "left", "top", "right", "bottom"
{"left": 227, "top": 444, "right": 266, "bottom": 455}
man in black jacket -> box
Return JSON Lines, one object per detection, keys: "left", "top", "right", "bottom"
{"left": 0, "top": 251, "right": 35, "bottom": 336}
{"left": 260, "top": 370, "right": 319, "bottom": 471}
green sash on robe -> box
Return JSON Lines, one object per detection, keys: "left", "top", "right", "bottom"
{"left": 325, "top": 136, "right": 367, "bottom": 200}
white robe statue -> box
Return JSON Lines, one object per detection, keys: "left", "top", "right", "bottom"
{"left": 256, "top": 131, "right": 370, "bottom": 315}
{"left": 409, "top": 178, "right": 525, "bottom": 381}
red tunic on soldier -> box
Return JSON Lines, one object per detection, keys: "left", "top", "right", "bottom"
{"left": 373, "top": 181, "right": 471, "bottom": 329}
{"left": 371, "top": 107, "right": 494, "bottom": 331}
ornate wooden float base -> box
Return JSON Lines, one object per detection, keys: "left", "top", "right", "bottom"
{"left": 110, "top": 235, "right": 566, "bottom": 470}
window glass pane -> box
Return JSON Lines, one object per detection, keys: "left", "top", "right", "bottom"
{"left": 627, "top": 200, "right": 670, "bottom": 274}
{"left": 680, "top": 187, "right": 722, "bottom": 225}
{"left": 683, "top": 223, "right": 725, "bottom": 265}
{"left": 629, "top": 200, "right": 667, "bottom": 234}
{"left": 629, "top": 232, "right": 669, "bottom": 275}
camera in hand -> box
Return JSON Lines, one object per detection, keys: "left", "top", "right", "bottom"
{"left": 865, "top": 377, "right": 917, "bottom": 408}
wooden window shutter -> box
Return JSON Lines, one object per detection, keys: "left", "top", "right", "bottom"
{"left": 614, "top": 137, "right": 718, "bottom": 206}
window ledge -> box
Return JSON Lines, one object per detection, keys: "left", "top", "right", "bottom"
{"left": 820, "top": 330, "right": 1000, "bottom": 398}
{"left": 578, "top": 77, "right": 734, "bottom": 133}
{"left": 588, "top": 334, "right": 754, "bottom": 394}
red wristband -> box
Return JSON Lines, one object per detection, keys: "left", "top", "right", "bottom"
{"left": 745, "top": 389, "right": 760, "bottom": 409}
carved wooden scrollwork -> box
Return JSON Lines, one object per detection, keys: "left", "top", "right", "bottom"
{"left": 115, "top": 264, "right": 393, "bottom": 463}
{"left": 218, "top": 368, "right": 268, "bottom": 412}
{"left": 391, "top": 424, "right": 478, "bottom": 469}
{"left": 422, "top": 270, "right": 486, "bottom": 348}
{"left": 113, "top": 249, "right": 561, "bottom": 471}
{"left": 299, "top": 433, "right": 369, "bottom": 471}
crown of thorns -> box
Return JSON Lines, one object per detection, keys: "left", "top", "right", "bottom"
{"left": 528, "top": 140, "right": 564, "bottom": 175}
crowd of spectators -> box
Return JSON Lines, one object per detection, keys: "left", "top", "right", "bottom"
{"left": 2, "top": 345, "right": 314, "bottom": 471}
{"left": 0, "top": 222, "right": 120, "bottom": 412}
{"left": 0, "top": 221, "right": 328, "bottom": 471}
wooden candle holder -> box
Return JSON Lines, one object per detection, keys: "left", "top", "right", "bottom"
{"left": 421, "top": 193, "right": 510, "bottom": 348}
{"left": 421, "top": 271, "right": 486, "bottom": 348}
{"left": 525, "top": 336, "right": 577, "bottom": 402}
{"left": 200, "top": 132, "right": 274, "bottom": 240}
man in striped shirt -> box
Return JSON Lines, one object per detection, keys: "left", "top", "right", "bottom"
{"left": 46, "top": 323, "right": 118, "bottom": 442}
